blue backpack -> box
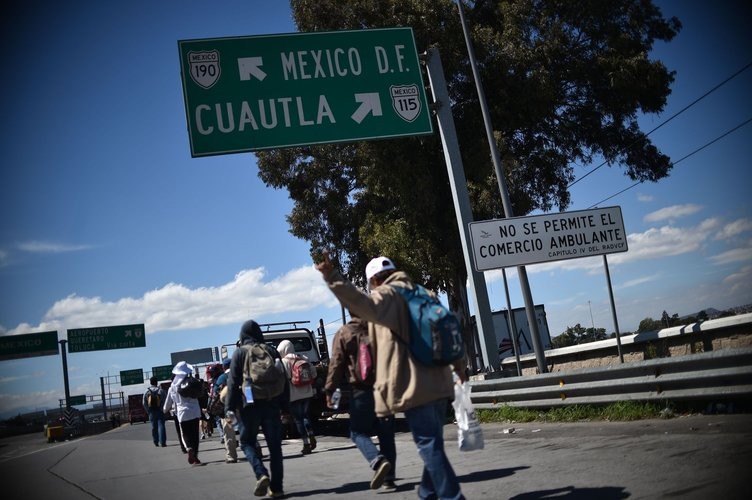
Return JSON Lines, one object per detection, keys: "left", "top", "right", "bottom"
{"left": 391, "top": 284, "right": 465, "bottom": 366}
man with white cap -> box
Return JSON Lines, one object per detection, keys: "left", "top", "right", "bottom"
{"left": 316, "top": 251, "right": 467, "bottom": 500}
{"left": 163, "top": 361, "right": 203, "bottom": 465}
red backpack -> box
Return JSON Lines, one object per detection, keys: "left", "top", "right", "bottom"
{"left": 290, "top": 355, "right": 316, "bottom": 387}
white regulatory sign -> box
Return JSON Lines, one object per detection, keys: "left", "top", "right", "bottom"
{"left": 468, "top": 206, "right": 628, "bottom": 271}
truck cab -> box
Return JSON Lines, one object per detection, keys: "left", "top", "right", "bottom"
{"left": 127, "top": 394, "right": 148, "bottom": 424}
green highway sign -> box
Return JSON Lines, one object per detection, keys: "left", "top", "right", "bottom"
{"left": 69, "top": 395, "right": 87, "bottom": 406}
{"left": 120, "top": 368, "right": 144, "bottom": 386}
{"left": 66, "top": 324, "right": 145, "bottom": 353}
{"left": 0, "top": 331, "right": 59, "bottom": 361}
{"left": 152, "top": 364, "right": 173, "bottom": 381}
{"left": 178, "top": 28, "right": 433, "bottom": 156}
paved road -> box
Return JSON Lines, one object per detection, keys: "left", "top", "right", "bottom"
{"left": 1, "top": 413, "right": 749, "bottom": 499}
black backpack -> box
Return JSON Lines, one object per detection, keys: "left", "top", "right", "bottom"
{"left": 177, "top": 375, "right": 203, "bottom": 399}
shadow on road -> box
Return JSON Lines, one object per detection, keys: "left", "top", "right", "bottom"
{"left": 510, "top": 486, "right": 629, "bottom": 499}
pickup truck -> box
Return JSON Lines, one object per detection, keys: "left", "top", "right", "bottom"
{"left": 220, "top": 321, "right": 334, "bottom": 421}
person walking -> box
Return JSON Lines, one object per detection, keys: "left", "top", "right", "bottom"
{"left": 316, "top": 251, "right": 467, "bottom": 500}
{"left": 213, "top": 357, "right": 237, "bottom": 463}
{"left": 163, "top": 361, "right": 203, "bottom": 466}
{"left": 142, "top": 376, "right": 167, "bottom": 447}
{"left": 277, "top": 339, "right": 317, "bottom": 455}
{"left": 326, "top": 313, "right": 396, "bottom": 490}
{"left": 226, "top": 319, "right": 287, "bottom": 498}
{"left": 166, "top": 373, "right": 187, "bottom": 454}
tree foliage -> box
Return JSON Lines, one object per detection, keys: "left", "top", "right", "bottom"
{"left": 551, "top": 323, "right": 607, "bottom": 348}
{"left": 256, "top": 0, "right": 681, "bottom": 317}
{"left": 637, "top": 317, "right": 662, "bottom": 333}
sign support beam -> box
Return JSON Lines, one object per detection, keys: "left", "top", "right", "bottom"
{"left": 60, "top": 340, "right": 71, "bottom": 409}
{"left": 424, "top": 48, "right": 498, "bottom": 371}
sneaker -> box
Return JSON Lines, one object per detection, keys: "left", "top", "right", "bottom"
{"left": 308, "top": 433, "right": 317, "bottom": 450}
{"left": 187, "top": 448, "right": 196, "bottom": 465}
{"left": 193, "top": 457, "right": 202, "bottom": 465}
{"left": 370, "top": 459, "right": 391, "bottom": 490}
{"left": 153, "top": 442, "right": 159, "bottom": 447}
{"left": 268, "top": 489, "right": 285, "bottom": 498}
{"left": 254, "top": 475, "right": 270, "bottom": 497}
{"left": 160, "top": 443, "right": 167, "bottom": 447}
{"left": 382, "top": 480, "right": 396, "bottom": 489}
{"left": 225, "top": 457, "right": 237, "bottom": 463}
{"left": 301, "top": 443, "right": 312, "bottom": 455}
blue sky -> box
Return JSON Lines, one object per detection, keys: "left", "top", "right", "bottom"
{"left": 1, "top": 1, "right": 750, "bottom": 419}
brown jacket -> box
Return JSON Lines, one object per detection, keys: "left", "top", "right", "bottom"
{"left": 325, "top": 317, "right": 374, "bottom": 392}
{"left": 326, "top": 269, "right": 456, "bottom": 417}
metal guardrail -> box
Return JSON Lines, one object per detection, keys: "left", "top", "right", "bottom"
{"left": 470, "top": 346, "right": 752, "bottom": 409}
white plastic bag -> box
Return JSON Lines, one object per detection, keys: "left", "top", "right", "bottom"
{"left": 452, "top": 380, "right": 484, "bottom": 451}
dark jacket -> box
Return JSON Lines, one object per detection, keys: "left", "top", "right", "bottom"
{"left": 325, "top": 317, "right": 374, "bottom": 392}
{"left": 225, "top": 319, "right": 287, "bottom": 413}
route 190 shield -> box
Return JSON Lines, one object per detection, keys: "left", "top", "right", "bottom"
{"left": 390, "top": 84, "right": 421, "bottom": 122}
{"left": 188, "top": 50, "right": 221, "bottom": 89}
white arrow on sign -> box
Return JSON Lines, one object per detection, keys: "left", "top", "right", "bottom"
{"left": 237, "top": 57, "right": 267, "bottom": 81}
{"left": 351, "top": 93, "right": 382, "bottom": 123}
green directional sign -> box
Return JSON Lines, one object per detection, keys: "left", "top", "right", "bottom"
{"left": 152, "top": 364, "right": 173, "bottom": 381}
{"left": 69, "top": 394, "right": 87, "bottom": 406}
{"left": 0, "top": 331, "right": 58, "bottom": 361}
{"left": 66, "top": 324, "right": 145, "bottom": 353}
{"left": 120, "top": 368, "right": 144, "bottom": 386}
{"left": 178, "top": 28, "right": 433, "bottom": 156}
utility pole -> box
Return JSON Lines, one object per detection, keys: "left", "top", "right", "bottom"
{"left": 456, "top": 0, "right": 547, "bottom": 373}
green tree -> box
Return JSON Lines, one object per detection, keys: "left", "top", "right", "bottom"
{"left": 256, "top": 1, "right": 680, "bottom": 335}
{"left": 638, "top": 317, "right": 661, "bottom": 333}
{"left": 552, "top": 323, "right": 607, "bottom": 347}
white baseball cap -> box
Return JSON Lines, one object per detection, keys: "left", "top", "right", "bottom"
{"left": 365, "top": 256, "right": 396, "bottom": 281}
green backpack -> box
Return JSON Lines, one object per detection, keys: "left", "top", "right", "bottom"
{"left": 242, "top": 342, "right": 286, "bottom": 401}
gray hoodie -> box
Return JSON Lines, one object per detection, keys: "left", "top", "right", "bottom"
{"left": 278, "top": 339, "right": 314, "bottom": 403}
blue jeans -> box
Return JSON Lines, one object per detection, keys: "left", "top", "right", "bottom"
{"left": 350, "top": 388, "right": 396, "bottom": 479}
{"left": 289, "top": 398, "right": 313, "bottom": 442}
{"left": 238, "top": 399, "right": 284, "bottom": 493}
{"left": 148, "top": 409, "right": 166, "bottom": 445}
{"left": 404, "top": 399, "right": 463, "bottom": 500}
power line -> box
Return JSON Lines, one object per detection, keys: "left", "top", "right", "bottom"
{"left": 587, "top": 116, "right": 752, "bottom": 208}
{"left": 569, "top": 60, "right": 752, "bottom": 188}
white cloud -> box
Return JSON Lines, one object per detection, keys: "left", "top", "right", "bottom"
{"left": 619, "top": 275, "right": 659, "bottom": 289}
{"left": 723, "top": 266, "right": 752, "bottom": 295}
{"left": 17, "top": 241, "right": 91, "bottom": 253}
{"left": 709, "top": 243, "right": 752, "bottom": 265}
{"left": 610, "top": 218, "right": 720, "bottom": 264}
{"left": 5, "top": 265, "right": 337, "bottom": 337}
{"left": 644, "top": 203, "right": 703, "bottom": 222}
{"left": 714, "top": 218, "right": 752, "bottom": 241}
{"left": 637, "top": 193, "right": 654, "bottom": 203}
{"left": 0, "top": 389, "right": 59, "bottom": 417}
